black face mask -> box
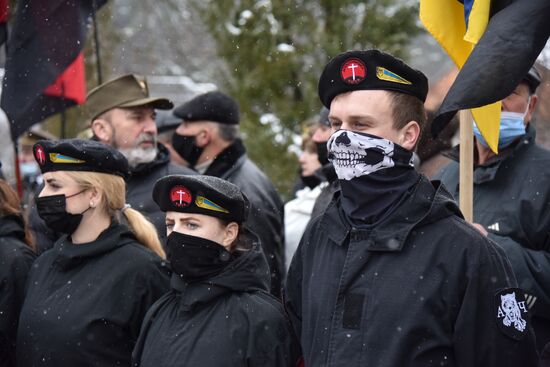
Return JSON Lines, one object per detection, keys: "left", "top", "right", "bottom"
{"left": 35, "top": 190, "right": 90, "bottom": 234}
{"left": 315, "top": 141, "right": 330, "bottom": 166}
{"left": 167, "top": 231, "right": 234, "bottom": 282}
{"left": 172, "top": 133, "right": 204, "bottom": 168}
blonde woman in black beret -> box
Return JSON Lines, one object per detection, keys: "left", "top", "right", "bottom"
{"left": 132, "top": 175, "right": 300, "bottom": 367}
{"left": 16, "top": 139, "right": 170, "bottom": 367}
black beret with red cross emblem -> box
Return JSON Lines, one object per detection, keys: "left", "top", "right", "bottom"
{"left": 33, "top": 139, "right": 129, "bottom": 178}
{"left": 318, "top": 49, "right": 429, "bottom": 108}
{"left": 153, "top": 175, "right": 249, "bottom": 223}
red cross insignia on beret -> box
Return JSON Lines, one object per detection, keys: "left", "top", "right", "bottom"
{"left": 340, "top": 58, "right": 366, "bottom": 85}
{"left": 170, "top": 186, "right": 192, "bottom": 207}
{"left": 35, "top": 145, "right": 46, "bottom": 166}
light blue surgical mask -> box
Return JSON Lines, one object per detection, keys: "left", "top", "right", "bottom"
{"left": 473, "top": 100, "right": 529, "bottom": 150}
{"left": 20, "top": 161, "right": 40, "bottom": 178}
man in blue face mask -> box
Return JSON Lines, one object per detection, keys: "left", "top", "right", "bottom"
{"left": 436, "top": 66, "right": 550, "bottom": 354}
{"left": 284, "top": 49, "right": 538, "bottom": 367}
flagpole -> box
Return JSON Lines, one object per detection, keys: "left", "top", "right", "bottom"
{"left": 91, "top": 0, "right": 103, "bottom": 85}
{"left": 60, "top": 83, "right": 66, "bottom": 138}
{"left": 13, "top": 145, "right": 22, "bottom": 199}
{"left": 459, "top": 110, "right": 473, "bottom": 222}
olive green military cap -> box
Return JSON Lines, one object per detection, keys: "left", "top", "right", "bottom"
{"left": 86, "top": 74, "right": 174, "bottom": 120}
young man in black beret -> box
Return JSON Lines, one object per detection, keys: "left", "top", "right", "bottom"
{"left": 170, "top": 91, "right": 285, "bottom": 297}
{"left": 284, "top": 49, "right": 538, "bottom": 366}
{"left": 436, "top": 66, "right": 550, "bottom": 353}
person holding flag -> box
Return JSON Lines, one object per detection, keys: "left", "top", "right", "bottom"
{"left": 421, "top": 0, "right": 550, "bottom": 355}
{"left": 436, "top": 66, "right": 550, "bottom": 352}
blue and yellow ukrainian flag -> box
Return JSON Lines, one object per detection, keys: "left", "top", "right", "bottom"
{"left": 420, "top": 0, "right": 501, "bottom": 153}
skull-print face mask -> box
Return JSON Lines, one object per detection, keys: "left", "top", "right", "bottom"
{"left": 327, "top": 129, "right": 414, "bottom": 181}
{"left": 327, "top": 129, "right": 419, "bottom": 226}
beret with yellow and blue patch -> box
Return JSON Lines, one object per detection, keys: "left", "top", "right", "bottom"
{"left": 33, "top": 139, "right": 129, "bottom": 178}
{"left": 318, "top": 49, "right": 429, "bottom": 108}
{"left": 153, "top": 175, "right": 249, "bottom": 224}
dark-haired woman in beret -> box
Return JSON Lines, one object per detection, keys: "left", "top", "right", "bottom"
{"left": 16, "top": 139, "right": 170, "bottom": 367}
{"left": 132, "top": 175, "right": 300, "bottom": 367}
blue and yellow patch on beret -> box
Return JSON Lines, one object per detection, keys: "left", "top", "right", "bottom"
{"left": 33, "top": 139, "right": 129, "bottom": 178}
{"left": 153, "top": 175, "right": 248, "bottom": 223}
{"left": 318, "top": 49, "right": 428, "bottom": 108}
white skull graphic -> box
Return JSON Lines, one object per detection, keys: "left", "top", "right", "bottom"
{"left": 327, "top": 130, "right": 395, "bottom": 180}
{"left": 500, "top": 292, "right": 527, "bottom": 332}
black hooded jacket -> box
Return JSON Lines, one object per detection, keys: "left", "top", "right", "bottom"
{"left": 0, "top": 215, "right": 35, "bottom": 367}
{"left": 132, "top": 234, "right": 300, "bottom": 367}
{"left": 435, "top": 125, "right": 550, "bottom": 350}
{"left": 285, "top": 177, "right": 538, "bottom": 366}
{"left": 16, "top": 223, "right": 170, "bottom": 367}
{"left": 310, "top": 162, "right": 339, "bottom": 220}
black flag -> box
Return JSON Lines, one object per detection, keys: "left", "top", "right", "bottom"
{"left": 432, "top": 0, "right": 550, "bottom": 138}
{"left": 0, "top": 0, "right": 107, "bottom": 142}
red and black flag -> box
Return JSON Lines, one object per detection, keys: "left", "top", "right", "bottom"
{"left": 0, "top": 0, "right": 106, "bottom": 142}
{"left": 0, "top": 0, "right": 8, "bottom": 46}
{"left": 428, "top": 0, "right": 550, "bottom": 140}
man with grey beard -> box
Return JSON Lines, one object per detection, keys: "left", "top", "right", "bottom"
{"left": 27, "top": 75, "right": 195, "bottom": 254}
{"left": 87, "top": 74, "right": 195, "bottom": 244}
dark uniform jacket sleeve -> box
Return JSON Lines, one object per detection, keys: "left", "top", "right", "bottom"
{"left": 490, "top": 233, "right": 550, "bottom": 320}
{"left": 453, "top": 232, "right": 539, "bottom": 366}
{"left": 435, "top": 138, "right": 550, "bottom": 350}
{"left": 284, "top": 220, "right": 310, "bottom": 341}
{"left": 224, "top": 157, "right": 285, "bottom": 297}
{"left": 128, "top": 259, "right": 171, "bottom": 341}
{"left": 0, "top": 247, "right": 35, "bottom": 367}
{"left": 131, "top": 293, "right": 168, "bottom": 366}
{"left": 0, "top": 216, "right": 36, "bottom": 367}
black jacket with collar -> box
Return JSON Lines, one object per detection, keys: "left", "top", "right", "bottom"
{"left": 132, "top": 235, "right": 300, "bottom": 367}
{"left": 310, "top": 162, "right": 339, "bottom": 220}
{"left": 285, "top": 176, "right": 538, "bottom": 366}
{"left": 435, "top": 125, "right": 550, "bottom": 350}
{"left": 204, "top": 139, "right": 285, "bottom": 297}
{"left": 16, "top": 223, "right": 170, "bottom": 367}
{"left": 0, "top": 215, "right": 35, "bottom": 367}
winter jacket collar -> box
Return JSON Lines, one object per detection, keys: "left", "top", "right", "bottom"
{"left": 52, "top": 223, "right": 136, "bottom": 271}
{"left": 316, "top": 162, "right": 338, "bottom": 184}
{"left": 321, "top": 176, "right": 461, "bottom": 252}
{"left": 444, "top": 124, "right": 535, "bottom": 184}
{"left": 204, "top": 139, "right": 247, "bottom": 178}
{"left": 129, "top": 143, "right": 172, "bottom": 177}
{"left": 0, "top": 214, "right": 26, "bottom": 242}
{"left": 170, "top": 230, "right": 270, "bottom": 312}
